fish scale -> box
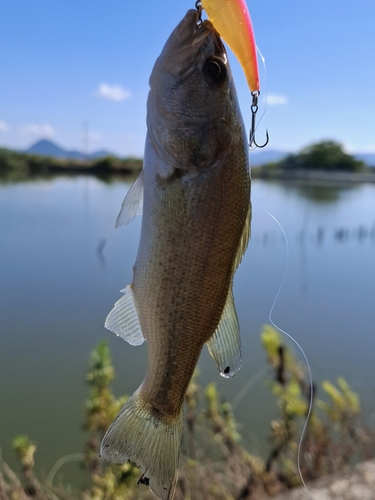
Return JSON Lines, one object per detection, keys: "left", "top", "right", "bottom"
{"left": 137, "top": 163, "right": 243, "bottom": 415}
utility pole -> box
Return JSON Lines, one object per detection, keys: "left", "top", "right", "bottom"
{"left": 82, "top": 120, "right": 89, "bottom": 158}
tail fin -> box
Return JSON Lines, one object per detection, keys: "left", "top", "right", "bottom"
{"left": 100, "top": 391, "right": 183, "bottom": 500}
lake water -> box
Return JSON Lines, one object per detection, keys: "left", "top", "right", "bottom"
{"left": 1, "top": 175, "right": 375, "bottom": 482}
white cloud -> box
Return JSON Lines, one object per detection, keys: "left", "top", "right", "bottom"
{"left": 0, "top": 120, "right": 9, "bottom": 132}
{"left": 94, "top": 83, "right": 131, "bottom": 102}
{"left": 267, "top": 94, "right": 288, "bottom": 106}
{"left": 21, "top": 123, "right": 55, "bottom": 138}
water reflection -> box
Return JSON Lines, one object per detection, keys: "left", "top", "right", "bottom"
{"left": 296, "top": 184, "right": 359, "bottom": 203}
{"left": 96, "top": 238, "right": 107, "bottom": 266}
{"left": 252, "top": 223, "right": 375, "bottom": 247}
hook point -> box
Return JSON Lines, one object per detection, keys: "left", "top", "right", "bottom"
{"left": 253, "top": 129, "right": 269, "bottom": 149}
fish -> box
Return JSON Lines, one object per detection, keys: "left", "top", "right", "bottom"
{"left": 201, "top": 0, "right": 260, "bottom": 93}
{"left": 100, "top": 8, "right": 251, "bottom": 500}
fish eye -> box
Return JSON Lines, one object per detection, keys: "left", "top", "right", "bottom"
{"left": 203, "top": 57, "right": 227, "bottom": 85}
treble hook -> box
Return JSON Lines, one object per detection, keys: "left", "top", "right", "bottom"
{"left": 249, "top": 91, "right": 269, "bottom": 149}
{"left": 195, "top": 1, "right": 203, "bottom": 24}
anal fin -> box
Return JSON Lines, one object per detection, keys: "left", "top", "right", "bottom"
{"left": 207, "top": 290, "right": 241, "bottom": 378}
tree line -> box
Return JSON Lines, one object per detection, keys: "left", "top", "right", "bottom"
{"left": 0, "top": 147, "right": 142, "bottom": 182}
{"left": 267, "top": 140, "right": 366, "bottom": 172}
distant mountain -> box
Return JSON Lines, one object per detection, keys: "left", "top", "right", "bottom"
{"left": 24, "top": 139, "right": 114, "bottom": 160}
{"left": 22, "top": 139, "right": 375, "bottom": 168}
{"left": 89, "top": 149, "right": 115, "bottom": 159}
{"left": 250, "top": 149, "right": 289, "bottom": 166}
{"left": 354, "top": 153, "right": 375, "bottom": 167}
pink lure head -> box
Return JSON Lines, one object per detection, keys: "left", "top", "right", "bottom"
{"left": 201, "top": 0, "right": 260, "bottom": 93}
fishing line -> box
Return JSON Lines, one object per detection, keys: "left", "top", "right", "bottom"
{"left": 231, "top": 365, "right": 268, "bottom": 411}
{"left": 251, "top": 193, "right": 314, "bottom": 497}
{"left": 251, "top": 46, "right": 314, "bottom": 495}
{"left": 255, "top": 46, "right": 268, "bottom": 126}
{"left": 246, "top": 41, "right": 313, "bottom": 496}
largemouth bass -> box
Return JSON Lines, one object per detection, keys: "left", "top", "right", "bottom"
{"left": 100, "top": 9, "right": 251, "bottom": 500}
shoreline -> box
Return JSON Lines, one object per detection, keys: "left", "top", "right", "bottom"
{"left": 251, "top": 167, "right": 375, "bottom": 184}
{"left": 1, "top": 150, "right": 375, "bottom": 184}
{"left": 47, "top": 164, "right": 375, "bottom": 185}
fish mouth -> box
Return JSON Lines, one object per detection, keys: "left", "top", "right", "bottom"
{"left": 153, "top": 9, "right": 225, "bottom": 81}
{"left": 147, "top": 9, "right": 232, "bottom": 170}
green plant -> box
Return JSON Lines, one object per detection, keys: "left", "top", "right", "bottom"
{"left": 261, "top": 324, "right": 375, "bottom": 487}
{"left": 1, "top": 330, "right": 374, "bottom": 499}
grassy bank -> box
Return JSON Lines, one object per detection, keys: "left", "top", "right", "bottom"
{"left": 251, "top": 166, "right": 375, "bottom": 184}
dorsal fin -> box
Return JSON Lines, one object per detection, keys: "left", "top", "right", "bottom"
{"left": 234, "top": 201, "right": 251, "bottom": 271}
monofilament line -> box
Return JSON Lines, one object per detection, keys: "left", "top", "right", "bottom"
{"left": 252, "top": 193, "right": 314, "bottom": 498}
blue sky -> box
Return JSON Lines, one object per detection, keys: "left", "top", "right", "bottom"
{"left": 1, "top": 0, "right": 375, "bottom": 157}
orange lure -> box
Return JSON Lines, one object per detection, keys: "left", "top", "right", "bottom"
{"left": 201, "top": 0, "right": 260, "bottom": 93}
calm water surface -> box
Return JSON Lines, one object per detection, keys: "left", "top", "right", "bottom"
{"left": 1, "top": 176, "right": 375, "bottom": 480}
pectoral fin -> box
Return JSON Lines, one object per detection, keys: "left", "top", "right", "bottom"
{"left": 105, "top": 286, "right": 145, "bottom": 346}
{"left": 115, "top": 170, "right": 144, "bottom": 228}
{"left": 207, "top": 290, "right": 241, "bottom": 378}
